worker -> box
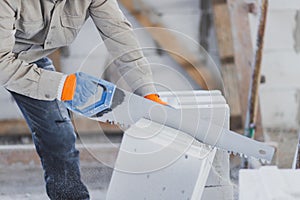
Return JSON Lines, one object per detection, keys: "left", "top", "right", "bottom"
{"left": 0, "top": 0, "right": 166, "bottom": 199}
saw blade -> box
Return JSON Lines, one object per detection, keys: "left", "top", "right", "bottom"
{"left": 90, "top": 88, "right": 274, "bottom": 162}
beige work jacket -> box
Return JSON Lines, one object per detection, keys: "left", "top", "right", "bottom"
{"left": 0, "top": 0, "right": 156, "bottom": 100}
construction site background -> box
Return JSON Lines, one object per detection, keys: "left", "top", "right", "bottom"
{"left": 1, "top": 0, "right": 300, "bottom": 199}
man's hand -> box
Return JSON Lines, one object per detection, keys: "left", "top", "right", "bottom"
{"left": 144, "top": 94, "right": 168, "bottom": 105}
{"left": 58, "top": 72, "right": 98, "bottom": 107}
{"left": 57, "top": 72, "right": 167, "bottom": 113}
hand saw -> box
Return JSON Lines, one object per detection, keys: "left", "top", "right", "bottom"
{"left": 67, "top": 73, "right": 275, "bottom": 163}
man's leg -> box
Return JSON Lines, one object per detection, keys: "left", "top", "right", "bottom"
{"left": 10, "top": 58, "right": 90, "bottom": 199}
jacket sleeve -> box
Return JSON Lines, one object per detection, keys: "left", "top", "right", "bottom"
{"left": 89, "top": 0, "right": 156, "bottom": 96}
{"left": 0, "top": 0, "right": 64, "bottom": 100}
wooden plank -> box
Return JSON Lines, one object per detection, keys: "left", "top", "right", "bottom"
{"left": 227, "top": 0, "right": 263, "bottom": 138}
{"left": 212, "top": 0, "right": 235, "bottom": 63}
{"left": 119, "top": 0, "right": 219, "bottom": 90}
{"left": 0, "top": 120, "right": 30, "bottom": 136}
{"left": 212, "top": 0, "right": 243, "bottom": 130}
{"left": 0, "top": 118, "right": 122, "bottom": 136}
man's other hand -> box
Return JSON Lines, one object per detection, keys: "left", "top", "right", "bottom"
{"left": 144, "top": 94, "right": 168, "bottom": 105}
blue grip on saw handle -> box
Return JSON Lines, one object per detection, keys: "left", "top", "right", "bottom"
{"left": 64, "top": 72, "right": 116, "bottom": 117}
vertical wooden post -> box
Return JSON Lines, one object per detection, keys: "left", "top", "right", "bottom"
{"left": 244, "top": 0, "right": 268, "bottom": 139}
{"left": 227, "top": 0, "right": 264, "bottom": 138}
{"left": 212, "top": 0, "right": 243, "bottom": 130}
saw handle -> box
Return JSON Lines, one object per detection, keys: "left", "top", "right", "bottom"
{"left": 64, "top": 72, "right": 116, "bottom": 117}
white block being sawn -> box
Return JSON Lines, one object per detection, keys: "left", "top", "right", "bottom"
{"left": 240, "top": 166, "right": 300, "bottom": 200}
{"left": 106, "top": 90, "right": 233, "bottom": 200}
{"left": 106, "top": 118, "right": 217, "bottom": 200}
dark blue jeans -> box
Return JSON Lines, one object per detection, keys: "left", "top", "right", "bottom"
{"left": 9, "top": 58, "right": 90, "bottom": 200}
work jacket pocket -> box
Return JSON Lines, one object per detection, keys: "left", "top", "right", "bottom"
{"left": 61, "top": 16, "right": 85, "bottom": 44}
{"left": 15, "top": 20, "right": 44, "bottom": 39}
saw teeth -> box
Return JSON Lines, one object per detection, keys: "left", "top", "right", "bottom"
{"left": 105, "top": 120, "right": 131, "bottom": 129}
{"left": 106, "top": 120, "right": 113, "bottom": 124}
